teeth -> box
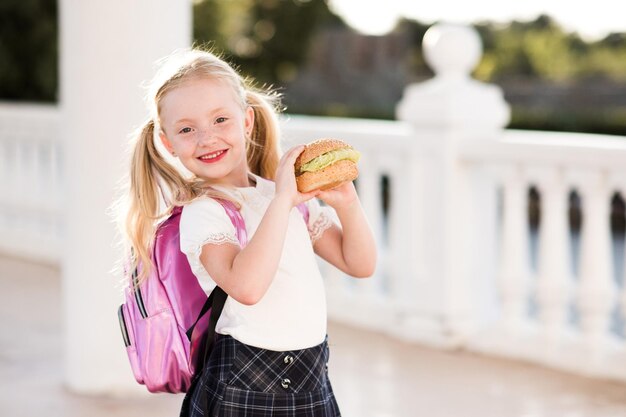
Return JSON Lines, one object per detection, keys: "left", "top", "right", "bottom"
{"left": 199, "top": 150, "right": 224, "bottom": 160}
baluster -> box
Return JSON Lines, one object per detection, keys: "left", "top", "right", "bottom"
{"left": 576, "top": 172, "right": 615, "bottom": 345}
{"left": 497, "top": 165, "right": 530, "bottom": 334}
{"left": 10, "top": 140, "right": 21, "bottom": 206}
{"left": 353, "top": 148, "right": 383, "bottom": 299}
{"left": 0, "top": 138, "right": 6, "bottom": 237}
{"left": 38, "top": 141, "right": 52, "bottom": 210}
{"left": 50, "top": 141, "right": 63, "bottom": 213}
{"left": 619, "top": 185, "right": 626, "bottom": 336}
{"left": 0, "top": 138, "right": 6, "bottom": 199}
{"left": 535, "top": 168, "right": 571, "bottom": 340}
{"left": 29, "top": 139, "right": 41, "bottom": 207}
{"left": 385, "top": 150, "right": 423, "bottom": 333}
{"left": 387, "top": 160, "right": 411, "bottom": 299}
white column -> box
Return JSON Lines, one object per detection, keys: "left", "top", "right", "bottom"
{"left": 576, "top": 172, "right": 615, "bottom": 345}
{"left": 497, "top": 165, "right": 530, "bottom": 334}
{"left": 60, "top": 0, "right": 191, "bottom": 395}
{"left": 534, "top": 168, "right": 571, "bottom": 340}
{"left": 395, "top": 23, "right": 510, "bottom": 347}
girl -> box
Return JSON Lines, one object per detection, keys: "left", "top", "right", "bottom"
{"left": 122, "top": 49, "right": 376, "bottom": 416}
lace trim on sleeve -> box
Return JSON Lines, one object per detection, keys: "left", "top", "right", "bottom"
{"left": 188, "top": 232, "right": 240, "bottom": 279}
{"left": 308, "top": 211, "right": 333, "bottom": 244}
{"left": 197, "top": 233, "right": 239, "bottom": 249}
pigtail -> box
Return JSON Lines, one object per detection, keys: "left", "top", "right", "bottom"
{"left": 125, "top": 120, "right": 161, "bottom": 282}
{"left": 124, "top": 118, "right": 240, "bottom": 284}
{"left": 126, "top": 119, "right": 194, "bottom": 283}
{"left": 245, "top": 89, "right": 282, "bottom": 180}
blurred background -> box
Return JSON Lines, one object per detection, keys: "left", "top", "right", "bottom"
{"left": 6, "top": 0, "right": 626, "bottom": 133}
{"left": 4, "top": 1, "right": 626, "bottom": 416}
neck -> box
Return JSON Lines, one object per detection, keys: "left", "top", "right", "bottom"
{"left": 211, "top": 172, "right": 254, "bottom": 188}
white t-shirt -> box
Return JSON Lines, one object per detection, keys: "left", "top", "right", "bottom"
{"left": 179, "top": 173, "right": 335, "bottom": 351}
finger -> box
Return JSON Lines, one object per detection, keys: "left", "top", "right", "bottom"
{"left": 285, "top": 145, "right": 305, "bottom": 163}
{"left": 316, "top": 191, "right": 329, "bottom": 201}
{"left": 278, "top": 145, "right": 304, "bottom": 169}
{"left": 301, "top": 189, "right": 319, "bottom": 198}
{"left": 297, "top": 190, "right": 320, "bottom": 203}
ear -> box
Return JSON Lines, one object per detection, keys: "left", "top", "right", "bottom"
{"left": 159, "top": 131, "right": 176, "bottom": 156}
{"left": 244, "top": 106, "right": 255, "bottom": 135}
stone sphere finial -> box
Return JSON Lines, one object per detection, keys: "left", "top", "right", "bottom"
{"left": 423, "top": 23, "right": 483, "bottom": 78}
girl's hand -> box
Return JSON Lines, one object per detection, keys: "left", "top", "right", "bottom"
{"left": 316, "top": 181, "right": 358, "bottom": 212}
{"left": 274, "top": 145, "right": 319, "bottom": 206}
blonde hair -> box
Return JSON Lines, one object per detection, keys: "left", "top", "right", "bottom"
{"left": 119, "top": 49, "right": 283, "bottom": 283}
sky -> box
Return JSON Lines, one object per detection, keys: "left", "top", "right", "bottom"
{"left": 327, "top": 0, "right": 626, "bottom": 41}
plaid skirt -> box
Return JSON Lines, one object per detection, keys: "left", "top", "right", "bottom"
{"left": 181, "top": 334, "right": 341, "bottom": 417}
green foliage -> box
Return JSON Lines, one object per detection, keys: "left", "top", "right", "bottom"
{"left": 474, "top": 14, "right": 626, "bottom": 83}
{"left": 0, "top": 0, "right": 57, "bottom": 102}
{"left": 193, "top": 0, "right": 345, "bottom": 86}
{"left": 390, "top": 18, "right": 432, "bottom": 81}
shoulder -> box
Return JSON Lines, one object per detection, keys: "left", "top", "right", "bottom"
{"left": 178, "top": 197, "right": 238, "bottom": 251}
{"left": 179, "top": 197, "right": 233, "bottom": 230}
{"left": 182, "top": 196, "right": 225, "bottom": 215}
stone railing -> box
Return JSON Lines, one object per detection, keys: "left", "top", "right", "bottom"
{"left": 462, "top": 130, "right": 626, "bottom": 380}
{"left": 0, "top": 103, "right": 63, "bottom": 262}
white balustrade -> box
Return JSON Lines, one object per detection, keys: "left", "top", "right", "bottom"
{"left": 0, "top": 103, "right": 62, "bottom": 262}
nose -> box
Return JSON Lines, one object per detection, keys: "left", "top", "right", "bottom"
{"left": 196, "top": 129, "right": 217, "bottom": 146}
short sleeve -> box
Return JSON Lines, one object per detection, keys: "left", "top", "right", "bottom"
{"left": 179, "top": 198, "right": 239, "bottom": 289}
{"left": 305, "top": 198, "right": 336, "bottom": 244}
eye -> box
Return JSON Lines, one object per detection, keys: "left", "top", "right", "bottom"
{"left": 178, "top": 127, "right": 192, "bottom": 134}
{"left": 215, "top": 117, "right": 228, "bottom": 124}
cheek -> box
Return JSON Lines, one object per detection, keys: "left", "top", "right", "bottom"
{"left": 171, "top": 140, "right": 196, "bottom": 158}
{"left": 226, "top": 125, "right": 247, "bottom": 145}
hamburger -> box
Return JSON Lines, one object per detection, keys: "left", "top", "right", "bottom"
{"left": 294, "top": 138, "right": 361, "bottom": 193}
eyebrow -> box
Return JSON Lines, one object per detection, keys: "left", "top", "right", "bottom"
{"left": 172, "top": 107, "right": 230, "bottom": 126}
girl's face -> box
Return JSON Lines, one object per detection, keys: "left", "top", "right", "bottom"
{"left": 158, "top": 78, "right": 254, "bottom": 187}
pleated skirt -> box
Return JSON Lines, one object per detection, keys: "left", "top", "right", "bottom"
{"left": 182, "top": 334, "right": 341, "bottom": 417}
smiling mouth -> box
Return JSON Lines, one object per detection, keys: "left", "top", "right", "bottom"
{"left": 198, "top": 150, "right": 227, "bottom": 162}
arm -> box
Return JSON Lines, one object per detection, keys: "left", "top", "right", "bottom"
{"left": 198, "top": 145, "right": 318, "bottom": 305}
{"left": 313, "top": 182, "right": 377, "bottom": 278}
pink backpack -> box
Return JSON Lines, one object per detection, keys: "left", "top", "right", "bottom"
{"left": 117, "top": 200, "right": 309, "bottom": 393}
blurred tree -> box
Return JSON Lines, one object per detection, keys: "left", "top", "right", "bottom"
{"left": 0, "top": 0, "right": 57, "bottom": 102}
{"left": 193, "top": 0, "right": 225, "bottom": 49}
{"left": 390, "top": 18, "right": 432, "bottom": 81}
{"left": 475, "top": 22, "right": 537, "bottom": 80}
{"left": 474, "top": 15, "right": 626, "bottom": 83}
{"left": 193, "top": 0, "right": 345, "bottom": 87}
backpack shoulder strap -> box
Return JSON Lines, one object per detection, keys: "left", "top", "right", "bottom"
{"left": 217, "top": 199, "right": 248, "bottom": 247}
{"left": 183, "top": 199, "right": 246, "bottom": 339}
{"left": 296, "top": 202, "right": 310, "bottom": 225}
{"left": 183, "top": 199, "right": 247, "bottom": 371}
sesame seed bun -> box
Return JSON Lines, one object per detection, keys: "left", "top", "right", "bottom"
{"left": 296, "top": 138, "right": 349, "bottom": 165}
{"left": 294, "top": 138, "right": 359, "bottom": 193}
